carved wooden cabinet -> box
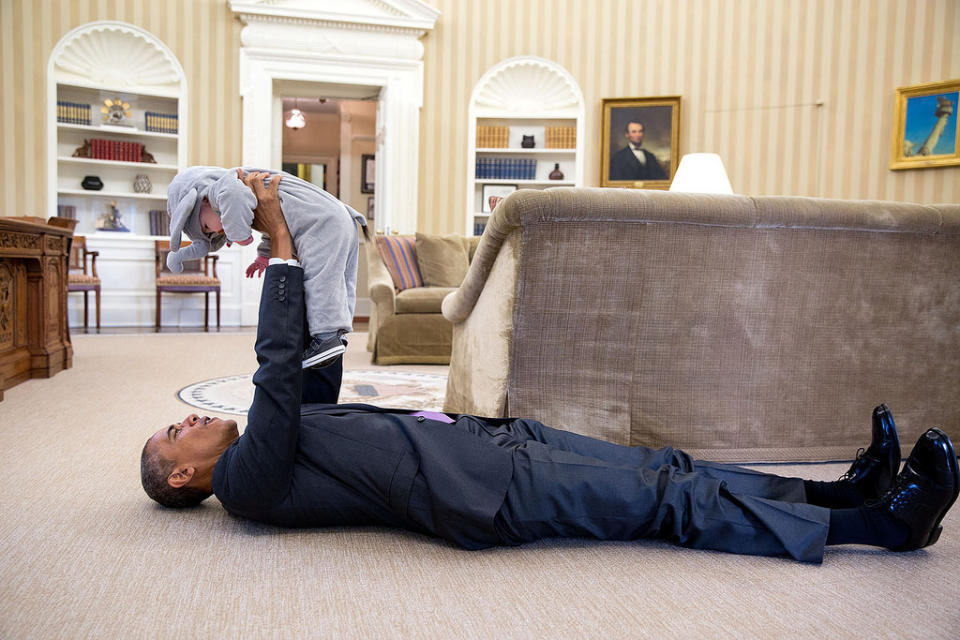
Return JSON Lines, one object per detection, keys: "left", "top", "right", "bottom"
{"left": 0, "top": 218, "right": 73, "bottom": 400}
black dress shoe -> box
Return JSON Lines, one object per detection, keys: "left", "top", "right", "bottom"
{"left": 839, "top": 404, "right": 902, "bottom": 499}
{"left": 872, "top": 427, "right": 960, "bottom": 551}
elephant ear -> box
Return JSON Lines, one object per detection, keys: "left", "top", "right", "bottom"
{"left": 167, "top": 186, "right": 198, "bottom": 257}
{"left": 213, "top": 171, "right": 257, "bottom": 243}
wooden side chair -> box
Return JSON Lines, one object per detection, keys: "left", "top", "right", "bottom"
{"left": 155, "top": 240, "right": 220, "bottom": 331}
{"left": 67, "top": 235, "right": 101, "bottom": 332}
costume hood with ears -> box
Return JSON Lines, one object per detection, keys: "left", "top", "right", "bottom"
{"left": 165, "top": 166, "right": 255, "bottom": 273}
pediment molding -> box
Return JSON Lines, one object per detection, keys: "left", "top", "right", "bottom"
{"left": 229, "top": 0, "right": 440, "bottom": 35}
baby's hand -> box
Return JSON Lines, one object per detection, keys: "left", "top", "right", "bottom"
{"left": 245, "top": 255, "right": 269, "bottom": 278}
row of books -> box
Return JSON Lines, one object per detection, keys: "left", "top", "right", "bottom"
{"left": 149, "top": 209, "right": 171, "bottom": 236}
{"left": 57, "top": 101, "right": 92, "bottom": 125}
{"left": 476, "top": 125, "right": 509, "bottom": 148}
{"left": 476, "top": 157, "right": 537, "bottom": 180}
{"left": 145, "top": 111, "right": 178, "bottom": 134}
{"left": 88, "top": 138, "right": 144, "bottom": 163}
{"left": 544, "top": 126, "right": 576, "bottom": 149}
{"left": 473, "top": 222, "right": 487, "bottom": 236}
{"left": 57, "top": 205, "right": 77, "bottom": 219}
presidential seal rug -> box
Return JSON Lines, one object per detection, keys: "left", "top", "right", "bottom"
{"left": 177, "top": 370, "right": 447, "bottom": 415}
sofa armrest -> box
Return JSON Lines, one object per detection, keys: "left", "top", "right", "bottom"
{"left": 442, "top": 191, "right": 525, "bottom": 323}
{"left": 366, "top": 240, "right": 397, "bottom": 314}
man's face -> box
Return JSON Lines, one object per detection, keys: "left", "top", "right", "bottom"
{"left": 625, "top": 123, "right": 645, "bottom": 146}
{"left": 147, "top": 413, "right": 239, "bottom": 472}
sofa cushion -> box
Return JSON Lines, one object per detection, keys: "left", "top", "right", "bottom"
{"left": 416, "top": 233, "right": 470, "bottom": 287}
{"left": 376, "top": 235, "right": 423, "bottom": 291}
{"left": 395, "top": 286, "right": 457, "bottom": 313}
{"left": 465, "top": 235, "right": 481, "bottom": 261}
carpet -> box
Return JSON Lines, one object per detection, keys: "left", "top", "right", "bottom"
{"left": 178, "top": 369, "right": 448, "bottom": 414}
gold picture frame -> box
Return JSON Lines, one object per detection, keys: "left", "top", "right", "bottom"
{"left": 601, "top": 96, "right": 681, "bottom": 189}
{"left": 890, "top": 79, "right": 960, "bottom": 170}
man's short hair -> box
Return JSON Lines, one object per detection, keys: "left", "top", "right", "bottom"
{"left": 624, "top": 121, "right": 645, "bottom": 133}
{"left": 140, "top": 439, "right": 212, "bottom": 508}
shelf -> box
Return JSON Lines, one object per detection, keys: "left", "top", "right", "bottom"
{"left": 476, "top": 112, "right": 578, "bottom": 120}
{"left": 476, "top": 148, "right": 576, "bottom": 154}
{"left": 57, "top": 80, "right": 180, "bottom": 100}
{"left": 59, "top": 157, "right": 179, "bottom": 171}
{"left": 475, "top": 179, "right": 575, "bottom": 186}
{"left": 57, "top": 123, "right": 179, "bottom": 139}
{"left": 58, "top": 189, "right": 167, "bottom": 201}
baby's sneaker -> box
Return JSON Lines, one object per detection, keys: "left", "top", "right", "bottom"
{"left": 302, "top": 334, "right": 346, "bottom": 369}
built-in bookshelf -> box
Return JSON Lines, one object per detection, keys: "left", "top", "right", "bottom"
{"left": 466, "top": 57, "right": 585, "bottom": 236}
{"left": 48, "top": 23, "right": 186, "bottom": 238}
{"left": 52, "top": 83, "right": 182, "bottom": 236}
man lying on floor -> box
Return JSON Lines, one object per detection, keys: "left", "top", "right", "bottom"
{"left": 140, "top": 173, "right": 959, "bottom": 563}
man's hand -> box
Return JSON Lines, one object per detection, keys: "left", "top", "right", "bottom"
{"left": 238, "top": 169, "right": 293, "bottom": 260}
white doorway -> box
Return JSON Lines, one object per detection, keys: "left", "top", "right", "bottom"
{"left": 230, "top": 0, "right": 439, "bottom": 324}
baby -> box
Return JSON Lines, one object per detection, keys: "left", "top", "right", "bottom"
{"left": 166, "top": 166, "right": 367, "bottom": 368}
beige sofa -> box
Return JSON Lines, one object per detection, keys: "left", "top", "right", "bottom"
{"left": 367, "top": 234, "right": 480, "bottom": 364}
{"left": 442, "top": 188, "right": 960, "bottom": 462}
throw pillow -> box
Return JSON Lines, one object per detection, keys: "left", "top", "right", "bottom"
{"left": 376, "top": 235, "right": 423, "bottom": 291}
{"left": 415, "top": 233, "right": 470, "bottom": 287}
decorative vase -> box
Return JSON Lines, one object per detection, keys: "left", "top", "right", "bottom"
{"left": 133, "top": 174, "right": 152, "bottom": 193}
{"left": 81, "top": 175, "right": 103, "bottom": 191}
{"left": 521, "top": 135, "right": 536, "bottom": 148}
{"left": 548, "top": 163, "right": 564, "bottom": 180}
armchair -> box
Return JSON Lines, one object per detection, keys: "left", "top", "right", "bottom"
{"left": 155, "top": 240, "right": 220, "bottom": 331}
{"left": 67, "top": 235, "right": 101, "bottom": 331}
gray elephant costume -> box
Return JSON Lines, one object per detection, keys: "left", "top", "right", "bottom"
{"left": 166, "top": 166, "right": 367, "bottom": 339}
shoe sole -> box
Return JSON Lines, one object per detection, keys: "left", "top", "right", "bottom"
{"left": 302, "top": 344, "right": 345, "bottom": 369}
{"left": 923, "top": 427, "right": 960, "bottom": 548}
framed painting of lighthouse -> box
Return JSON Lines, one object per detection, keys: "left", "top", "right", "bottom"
{"left": 890, "top": 79, "right": 960, "bottom": 170}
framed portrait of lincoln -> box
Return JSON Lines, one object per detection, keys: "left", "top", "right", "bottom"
{"left": 600, "top": 96, "right": 681, "bottom": 189}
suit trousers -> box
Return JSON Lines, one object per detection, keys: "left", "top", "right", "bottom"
{"left": 465, "top": 418, "right": 831, "bottom": 562}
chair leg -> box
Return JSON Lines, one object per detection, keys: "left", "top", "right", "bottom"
{"left": 82, "top": 291, "right": 89, "bottom": 330}
{"left": 94, "top": 287, "right": 101, "bottom": 333}
{"left": 204, "top": 291, "right": 210, "bottom": 332}
{"left": 155, "top": 289, "right": 161, "bottom": 332}
{"left": 216, "top": 289, "right": 221, "bottom": 330}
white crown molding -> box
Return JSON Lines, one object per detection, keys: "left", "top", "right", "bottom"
{"left": 229, "top": 0, "right": 439, "bottom": 35}
{"left": 50, "top": 21, "right": 185, "bottom": 96}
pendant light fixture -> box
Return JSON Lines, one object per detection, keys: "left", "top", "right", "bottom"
{"left": 285, "top": 98, "right": 305, "bottom": 130}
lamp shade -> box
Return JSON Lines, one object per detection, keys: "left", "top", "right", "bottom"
{"left": 668, "top": 153, "right": 733, "bottom": 194}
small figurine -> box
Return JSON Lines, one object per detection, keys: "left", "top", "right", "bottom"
{"left": 97, "top": 201, "right": 129, "bottom": 232}
{"left": 72, "top": 140, "right": 92, "bottom": 158}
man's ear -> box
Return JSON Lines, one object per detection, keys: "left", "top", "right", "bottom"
{"left": 167, "top": 466, "right": 196, "bottom": 489}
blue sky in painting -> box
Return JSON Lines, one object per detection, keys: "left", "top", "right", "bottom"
{"left": 904, "top": 92, "right": 958, "bottom": 155}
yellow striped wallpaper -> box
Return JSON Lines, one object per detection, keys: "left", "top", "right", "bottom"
{"left": 2, "top": 0, "right": 958, "bottom": 234}
{"left": 0, "top": 0, "right": 242, "bottom": 221}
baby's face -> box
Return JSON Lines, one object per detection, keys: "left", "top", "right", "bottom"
{"left": 199, "top": 199, "right": 223, "bottom": 234}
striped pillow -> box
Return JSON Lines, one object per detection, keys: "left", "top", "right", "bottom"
{"left": 376, "top": 235, "right": 423, "bottom": 291}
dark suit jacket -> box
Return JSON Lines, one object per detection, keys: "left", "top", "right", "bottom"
{"left": 212, "top": 265, "right": 514, "bottom": 549}
{"left": 610, "top": 145, "right": 667, "bottom": 180}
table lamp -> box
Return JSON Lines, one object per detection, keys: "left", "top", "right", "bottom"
{"left": 668, "top": 153, "right": 734, "bottom": 194}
